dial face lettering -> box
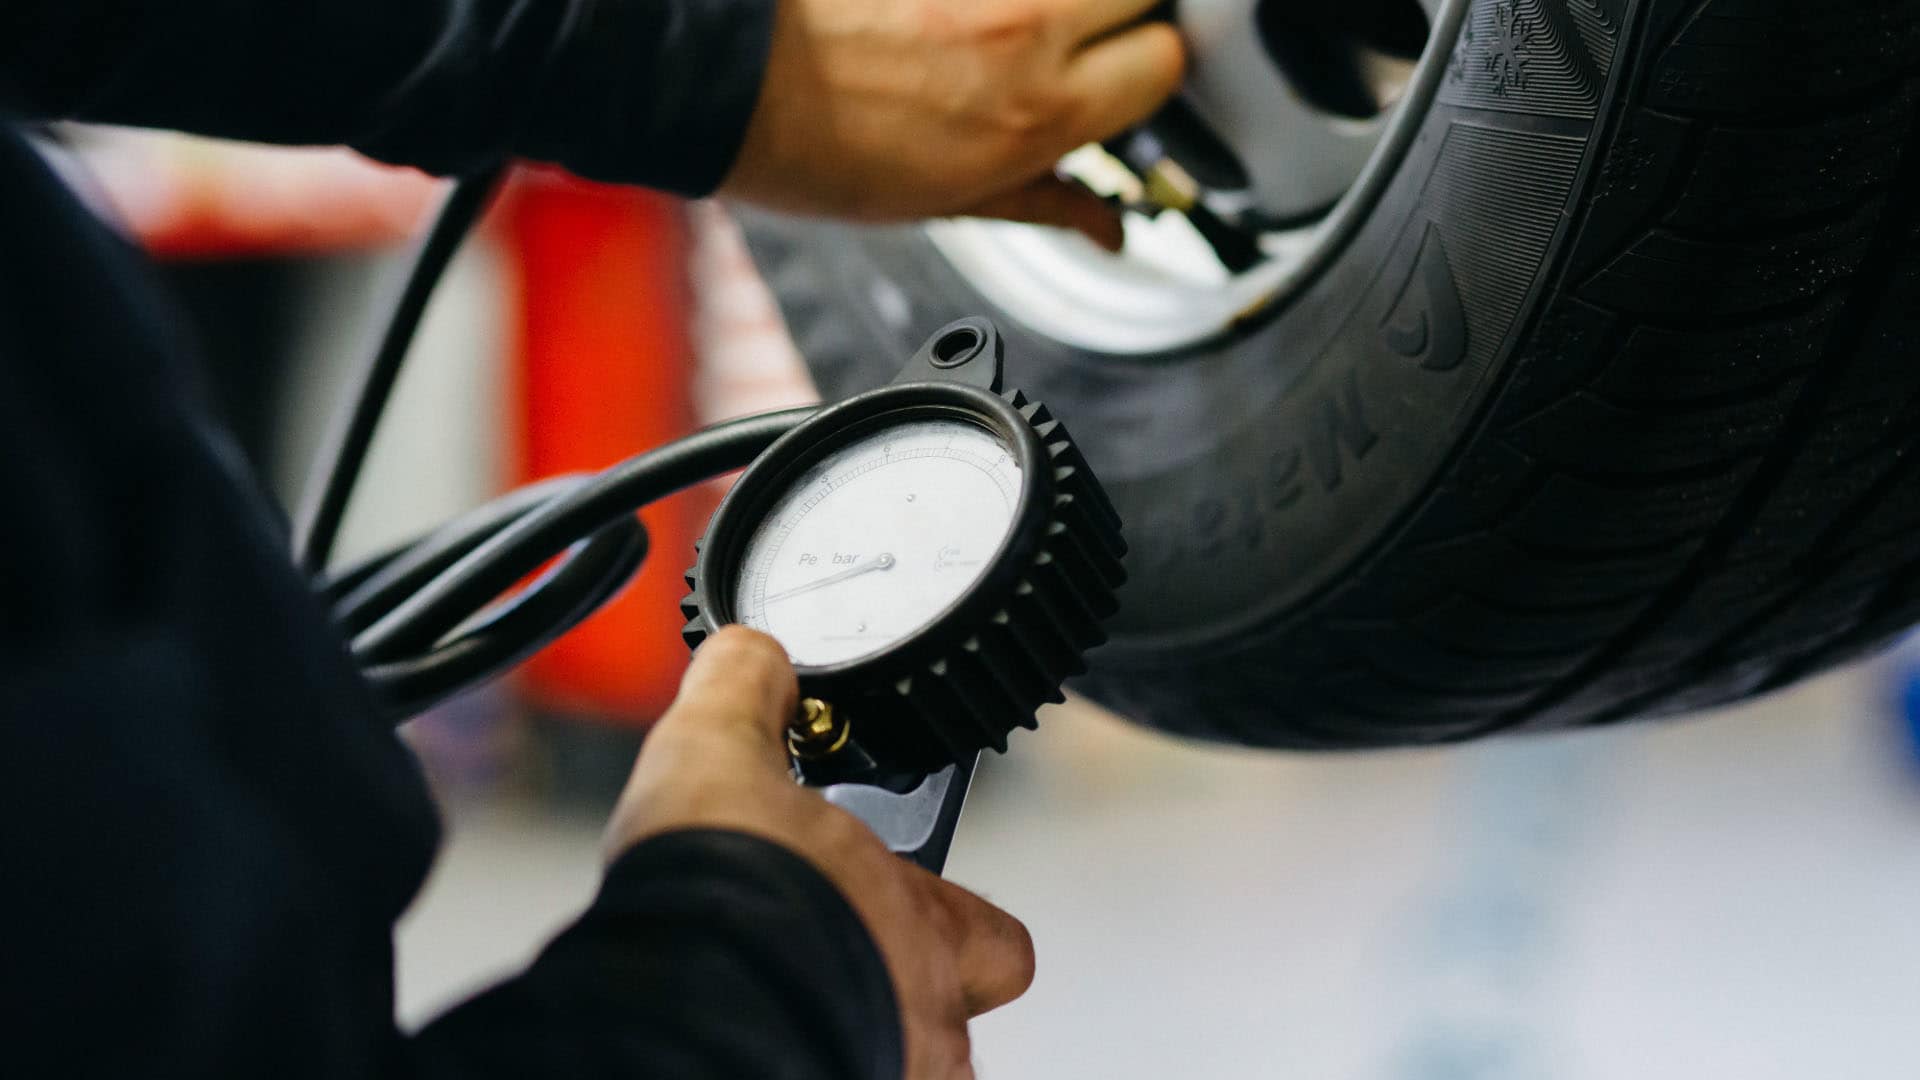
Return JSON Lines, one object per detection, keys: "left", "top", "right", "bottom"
{"left": 733, "top": 418, "right": 1020, "bottom": 667}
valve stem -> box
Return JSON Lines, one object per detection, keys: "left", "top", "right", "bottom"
{"left": 788, "top": 697, "right": 852, "bottom": 760}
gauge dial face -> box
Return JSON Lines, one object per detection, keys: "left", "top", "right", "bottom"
{"left": 732, "top": 417, "right": 1021, "bottom": 667}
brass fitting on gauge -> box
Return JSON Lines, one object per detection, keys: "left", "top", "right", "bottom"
{"left": 788, "top": 697, "right": 852, "bottom": 760}
{"left": 1140, "top": 158, "right": 1201, "bottom": 214}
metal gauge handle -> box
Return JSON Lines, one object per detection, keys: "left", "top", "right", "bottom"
{"left": 823, "top": 753, "right": 979, "bottom": 874}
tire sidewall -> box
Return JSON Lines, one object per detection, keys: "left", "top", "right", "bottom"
{"left": 745, "top": 0, "right": 1640, "bottom": 708}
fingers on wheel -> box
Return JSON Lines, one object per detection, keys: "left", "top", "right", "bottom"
{"left": 1055, "top": 0, "right": 1179, "bottom": 48}
{"left": 1065, "top": 21, "right": 1187, "bottom": 143}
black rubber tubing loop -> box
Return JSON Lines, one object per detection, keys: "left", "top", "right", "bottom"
{"left": 288, "top": 159, "right": 825, "bottom": 721}
{"left": 286, "top": 164, "right": 828, "bottom": 722}
{"left": 349, "top": 406, "right": 816, "bottom": 668}
{"left": 362, "top": 516, "right": 649, "bottom": 720}
{"left": 328, "top": 474, "right": 593, "bottom": 634}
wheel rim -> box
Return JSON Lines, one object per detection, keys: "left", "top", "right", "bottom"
{"left": 925, "top": 0, "right": 1466, "bottom": 356}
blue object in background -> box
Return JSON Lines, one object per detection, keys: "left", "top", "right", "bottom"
{"left": 1898, "top": 667, "right": 1920, "bottom": 769}
{"left": 1885, "top": 633, "right": 1920, "bottom": 776}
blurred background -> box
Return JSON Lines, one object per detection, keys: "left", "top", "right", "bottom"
{"left": 68, "top": 128, "right": 1920, "bottom": 1080}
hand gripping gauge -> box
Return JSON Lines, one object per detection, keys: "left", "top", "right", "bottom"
{"left": 680, "top": 318, "right": 1125, "bottom": 872}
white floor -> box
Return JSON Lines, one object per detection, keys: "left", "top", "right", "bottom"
{"left": 396, "top": 665, "right": 1920, "bottom": 1079}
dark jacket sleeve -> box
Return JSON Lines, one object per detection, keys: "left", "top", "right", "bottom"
{"left": 0, "top": 0, "right": 893, "bottom": 1060}
{"left": 414, "top": 831, "right": 904, "bottom": 1080}
{"left": 0, "top": 0, "right": 775, "bottom": 194}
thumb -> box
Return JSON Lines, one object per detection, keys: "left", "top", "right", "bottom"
{"left": 959, "top": 175, "right": 1126, "bottom": 253}
{"left": 649, "top": 626, "right": 799, "bottom": 770}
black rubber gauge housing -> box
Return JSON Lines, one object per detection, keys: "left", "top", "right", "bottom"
{"left": 681, "top": 318, "right": 1126, "bottom": 779}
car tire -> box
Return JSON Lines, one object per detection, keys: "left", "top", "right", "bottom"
{"left": 742, "top": 0, "right": 1920, "bottom": 747}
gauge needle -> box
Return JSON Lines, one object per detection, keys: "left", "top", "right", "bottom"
{"left": 763, "top": 552, "right": 896, "bottom": 605}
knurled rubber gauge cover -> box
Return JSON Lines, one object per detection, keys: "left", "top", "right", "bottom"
{"left": 680, "top": 318, "right": 1125, "bottom": 779}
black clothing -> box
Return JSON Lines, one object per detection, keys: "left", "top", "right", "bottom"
{"left": 0, "top": 2, "right": 902, "bottom": 1078}
{"left": 1, "top": 0, "right": 776, "bottom": 195}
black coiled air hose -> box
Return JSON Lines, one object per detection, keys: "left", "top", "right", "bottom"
{"left": 292, "top": 165, "right": 814, "bottom": 722}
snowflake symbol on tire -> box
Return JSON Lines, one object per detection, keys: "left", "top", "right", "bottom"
{"left": 1485, "top": 2, "right": 1530, "bottom": 94}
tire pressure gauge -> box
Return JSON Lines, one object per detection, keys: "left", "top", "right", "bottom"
{"left": 681, "top": 318, "right": 1125, "bottom": 871}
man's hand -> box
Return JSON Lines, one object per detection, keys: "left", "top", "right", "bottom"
{"left": 722, "top": 0, "right": 1187, "bottom": 250}
{"left": 608, "top": 626, "right": 1035, "bottom": 1079}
